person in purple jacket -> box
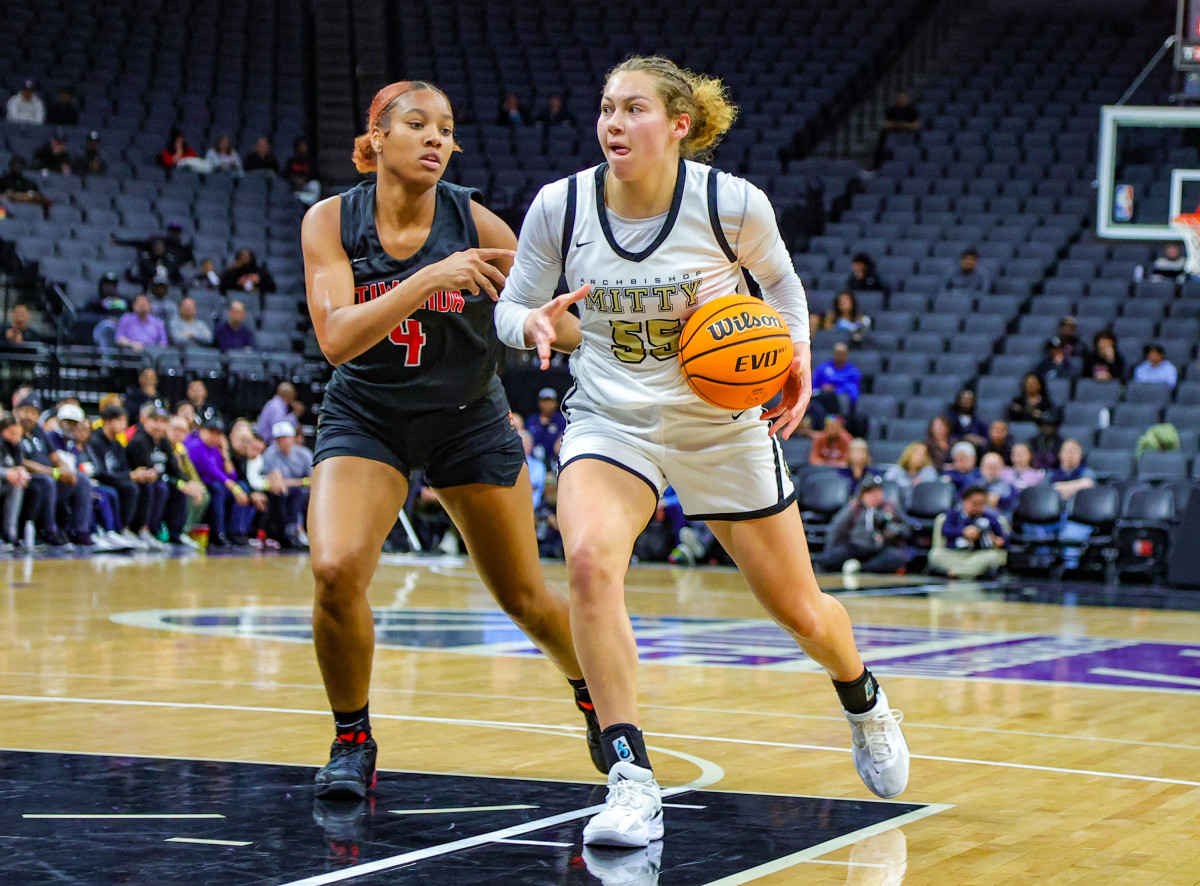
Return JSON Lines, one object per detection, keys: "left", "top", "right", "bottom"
{"left": 115, "top": 294, "right": 168, "bottom": 351}
{"left": 214, "top": 300, "right": 256, "bottom": 351}
{"left": 184, "top": 418, "right": 249, "bottom": 546}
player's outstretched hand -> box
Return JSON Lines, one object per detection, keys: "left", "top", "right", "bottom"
{"left": 428, "top": 248, "right": 514, "bottom": 301}
{"left": 763, "top": 343, "right": 812, "bottom": 439}
{"left": 524, "top": 283, "right": 590, "bottom": 370}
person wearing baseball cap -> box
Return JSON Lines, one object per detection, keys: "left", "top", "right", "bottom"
{"left": 75, "top": 130, "right": 107, "bottom": 176}
{"left": 815, "top": 473, "right": 912, "bottom": 576}
{"left": 525, "top": 387, "right": 564, "bottom": 466}
{"left": 14, "top": 394, "right": 93, "bottom": 548}
{"left": 123, "top": 401, "right": 174, "bottom": 550}
{"left": 263, "top": 420, "right": 313, "bottom": 549}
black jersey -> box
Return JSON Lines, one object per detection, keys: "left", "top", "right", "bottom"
{"left": 321, "top": 180, "right": 504, "bottom": 419}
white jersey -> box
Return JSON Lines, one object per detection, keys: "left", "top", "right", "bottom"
{"left": 495, "top": 159, "right": 810, "bottom": 410}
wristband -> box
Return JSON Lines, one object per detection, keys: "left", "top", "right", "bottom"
{"left": 302, "top": 477, "right": 310, "bottom": 487}
{"left": 52, "top": 468, "right": 60, "bottom": 480}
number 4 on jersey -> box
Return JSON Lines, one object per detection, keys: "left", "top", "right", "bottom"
{"left": 388, "top": 319, "right": 427, "bottom": 366}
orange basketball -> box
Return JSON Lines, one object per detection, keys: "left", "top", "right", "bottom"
{"left": 678, "top": 294, "right": 794, "bottom": 410}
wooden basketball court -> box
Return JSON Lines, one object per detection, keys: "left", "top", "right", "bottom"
{"left": 2, "top": 551, "right": 1198, "bottom": 883}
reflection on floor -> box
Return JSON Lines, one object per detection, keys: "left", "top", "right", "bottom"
{"left": 0, "top": 750, "right": 926, "bottom": 885}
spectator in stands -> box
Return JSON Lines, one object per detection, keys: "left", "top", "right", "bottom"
{"left": 87, "top": 404, "right": 159, "bottom": 549}
{"left": 816, "top": 475, "right": 911, "bottom": 575}
{"left": 115, "top": 295, "right": 169, "bottom": 352}
{"left": 147, "top": 274, "right": 179, "bottom": 325}
{"left": 125, "top": 367, "right": 167, "bottom": 417}
{"left": 159, "top": 126, "right": 199, "bottom": 172}
{"left": 0, "top": 414, "right": 30, "bottom": 550}
{"left": 943, "top": 389, "right": 988, "bottom": 450}
{"left": 283, "top": 136, "right": 320, "bottom": 205}
{"left": 123, "top": 403, "right": 173, "bottom": 549}
{"left": 14, "top": 395, "right": 84, "bottom": 547}
{"left": 940, "top": 248, "right": 991, "bottom": 296}
{"left": 809, "top": 413, "right": 853, "bottom": 468}
{"left": 128, "top": 237, "right": 184, "bottom": 287}
{"left": 1135, "top": 423, "right": 1180, "bottom": 459}
{"left": 219, "top": 248, "right": 275, "bottom": 295}
{"left": 873, "top": 91, "right": 922, "bottom": 169}
{"left": 1150, "top": 242, "right": 1187, "bottom": 281}
{"left": 205, "top": 134, "right": 243, "bottom": 175}
{"left": 1132, "top": 342, "right": 1178, "bottom": 389}
{"left": 1000, "top": 441, "right": 1043, "bottom": 491}
{"left": 256, "top": 382, "right": 304, "bottom": 445}
{"left": 818, "top": 291, "right": 871, "bottom": 344}
{"left": 185, "top": 380, "right": 221, "bottom": 427}
{"left": 927, "top": 485, "right": 1007, "bottom": 580}
{"left": 59, "top": 413, "right": 129, "bottom": 551}
{"left": 243, "top": 136, "right": 279, "bottom": 174}
{"left": 845, "top": 252, "right": 888, "bottom": 295}
{"left": 516, "top": 429, "right": 547, "bottom": 511}
{"left": 169, "top": 296, "right": 214, "bottom": 347}
{"left": 1027, "top": 413, "right": 1064, "bottom": 471}
{"left": 263, "top": 421, "right": 312, "bottom": 547}
{"left": 0, "top": 156, "right": 52, "bottom": 216}
{"left": 1047, "top": 439, "right": 1095, "bottom": 501}
{"left": 6, "top": 79, "right": 45, "bottom": 125}
{"left": 942, "top": 441, "right": 983, "bottom": 499}
{"left": 191, "top": 258, "right": 222, "bottom": 290}
{"left": 1006, "top": 373, "right": 1057, "bottom": 425}
{"left": 535, "top": 93, "right": 577, "bottom": 128}
{"left": 32, "top": 130, "right": 72, "bottom": 173}
{"left": 183, "top": 418, "right": 248, "bottom": 547}
{"left": 2, "top": 304, "right": 42, "bottom": 345}
{"left": 1032, "top": 336, "right": 1080, "bottom": 383}
{"left": 984, "top": 420, "right": 1012, "bottom": 464}
{"left": 227, "top": 423, "right": 268, "bottom": 544}
{"left": 525, "top": 387, "right": 565, "bottom": 466}
{"left": 214, "top": 300, "right": 256, "bottom": 351}
{"left": 45, "top": 88, "right": 79, "bottom": 126}
{"left": 1081, "top": 328, "right": 1127, "bottom": 383}
{"left": 82, "top": 272, "right": 127, "bottom": 348}
{"left": 840, "top": 438, "right": 873, "bottom": 488}
{"left": 812, "top": 343, "right": 861, "bottom": 416}
{"left": 1055, "top": 316, "right": 1082, "bottom": 360}
{"left": 496, "top": 92, "right": 532, "bottom": 126}
{"left": 925, "top": 415, "right": 954, "bottom": 469}
{"left": 73, "top": 131, "right": 107, "bottom": 176}
{"left": 164, "top": 416, "right": 208, "bottom": 546}
{"left": 883, "top": 441, "right": 939, "bottom": 504}
{"left": 978, "top": 452, "right": 1016, "bottom": 514}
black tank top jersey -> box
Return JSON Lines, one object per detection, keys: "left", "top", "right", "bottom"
{"left": 321, "top": 180, "right": 504, "bottom": 419}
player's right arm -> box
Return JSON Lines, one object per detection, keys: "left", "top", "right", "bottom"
{"left": 303, "top": 196, "right": 512, "bottom": 366}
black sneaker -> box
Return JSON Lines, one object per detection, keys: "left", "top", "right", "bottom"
{"left": 576, "top": 694, "right": 606, "bottom": 774}
{"left": 315, "top": 735, "right": 378, "bottom": 799}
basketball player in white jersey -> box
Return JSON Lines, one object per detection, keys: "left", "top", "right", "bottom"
{"left": 495, "top": 56, "right": 910, "bottom": 849}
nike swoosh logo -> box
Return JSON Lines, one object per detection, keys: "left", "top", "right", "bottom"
{"left": 731, "top": 411, "right": 746, "bottom": 421}
{"left": 351, "top": 257, "right": 369, "bottom": 264}
{"left": 575, "top": 239, "right": 593, "bottom": 248}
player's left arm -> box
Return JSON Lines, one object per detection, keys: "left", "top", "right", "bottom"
{"left": 727, "top": 179, "right": 812, "bottom": 439}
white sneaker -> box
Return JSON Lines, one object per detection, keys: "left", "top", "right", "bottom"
{"left": 845, "top": 688, "right": 909, "bottom": 799}
{"left": 89, "top": 534, "right": 114, "bottom": 552}
{"left": 120, "top": 529, "right": 146, "bottom": 550}
{"left": 179, "top": 533, "right": 202, "bottom": 551}
{"left": 582, "top": 841, "right": 663, "bottom": 885}
{"left": 105, "top": 530, "right": 133, "bottom": 551}
{"left": 842, "top": 558, "right": 862, "bottom": 576}
{"left": 437, "top": 531, "right": 460, "bottom": 556}
{"left": 583, "top": 761, "right": 663, "bottom": 848}
{"left": 139, "top": 529, "right": 166, "bottom": 550}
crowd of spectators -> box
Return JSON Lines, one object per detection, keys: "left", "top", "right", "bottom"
{"left": 0, "top": 382, "right": 312, "bottom": 556}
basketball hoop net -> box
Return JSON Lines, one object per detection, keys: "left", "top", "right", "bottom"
{"left": 1171, "top": 212, "right": 1200, "bottom": 277}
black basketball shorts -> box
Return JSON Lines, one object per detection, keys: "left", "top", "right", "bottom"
{"left": 312, "top": 386, "right": 524, "bottom": 489}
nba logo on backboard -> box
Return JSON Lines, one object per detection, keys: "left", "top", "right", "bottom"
{"left": 1114, "top": 184, "right": 1135, "bottom": 222}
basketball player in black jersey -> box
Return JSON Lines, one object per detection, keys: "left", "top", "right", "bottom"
{"left": 301, "top": 81, "right": 598, "bottom": 798}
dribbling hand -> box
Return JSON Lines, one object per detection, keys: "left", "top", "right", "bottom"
{"left": 763, "top": 341, "right": 812, "bottom": 440}
{"left": 524, "top": 284, "right": 590, "bottom": 370}
{"left": 426, "top": 248, "right": 514, "bottom": 301}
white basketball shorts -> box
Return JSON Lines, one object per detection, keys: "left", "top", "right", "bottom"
{"left": 558, "top": 393, "right": 796, "bottom": 521}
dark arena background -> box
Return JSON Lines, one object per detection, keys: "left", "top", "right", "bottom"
{"left": 1, "top": 0, "right": 1199, "bottom": 883}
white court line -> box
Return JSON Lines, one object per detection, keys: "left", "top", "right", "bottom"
{"left": 701, "top": 805, "right": 951, "bottom": 886}
{"left": 389, "top": 805, "right": 537, "bottom": 815}
{"left": 165, "top": 836, "right": 252, "bottom": 846}
{"left": 1181, "top": 650, "right": 1200, "bottom": 658}
{"left": 803, "top": 859, "right": 887, "bottom": 868}
{"left": 1089, "top": 667, "right": 1200, "bottom": 688}
{"left": 662, "top": 803, "right": 706, "bottom": 809}
{"left": 494, "top": 838, "right": 573, "bottom": 848}
{"left": 23, "top": 813, "right": 224, "bottom": 820}
{"left": 0, "top": 694, "right": 1193, "bottom": 788}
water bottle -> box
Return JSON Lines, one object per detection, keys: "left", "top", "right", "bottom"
{"left": 1098, "top": 407, "right": 1110, "bottom": 430}
{"left": 1133, "top": 264, "right": 1144, "bottom": 283}
{"left": 23, "top": 520, "right": 35, "bottom": 549}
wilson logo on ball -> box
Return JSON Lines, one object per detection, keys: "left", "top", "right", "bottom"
{"left": 679, "top": 294, "right": 794, "bottom": 411}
